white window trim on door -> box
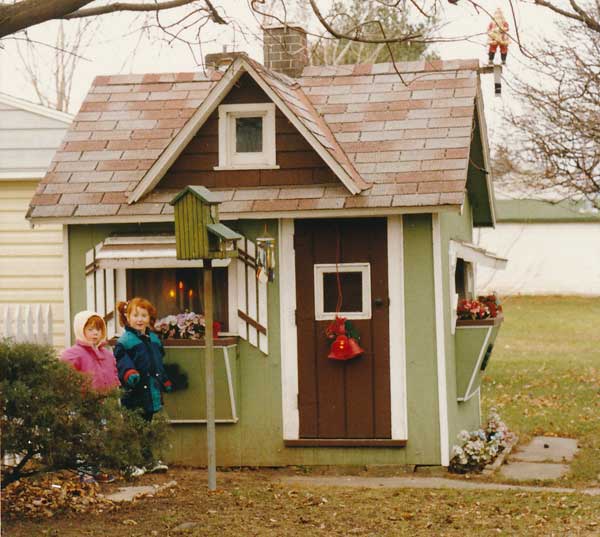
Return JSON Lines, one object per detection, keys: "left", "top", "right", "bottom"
{"left": 216, "top": 102, "right": 278, "bottom": 170}
{"left": 314, "top": 263, "right": 371, "bottom": 321}
{"left": 278, "top": 217, "right": 408, "bottom": 441}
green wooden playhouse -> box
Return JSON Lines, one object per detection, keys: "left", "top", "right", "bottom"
{"left": 27, "top": 38, "right": 507, "bottom": 467}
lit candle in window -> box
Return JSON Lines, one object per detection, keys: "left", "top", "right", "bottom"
{"left": 188, "top": 288, "right": 194, "bottom": 313}
{"left": 169, "top": 289, "right": 176, "bottom": 299}
{"left": 178, "top": 281, "right": 184, "bottom": 311}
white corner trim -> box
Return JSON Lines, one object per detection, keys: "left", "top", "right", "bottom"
{"left": 432, "top": 214, "right": 450, "bottom": 466}
{"left": 0, "top": 92, "right": 73, "bottom": 124}
{"left": 128, "top": 65, "right": 244, "bottom": 203}
{"left": 279, "top": 219, "right": 299, "bottom": 440}
{"left": 62, "top": 225, "right": 71, "bottom": 347}
{"left": 387, "top": 216, "right": 408, "bottom": 440}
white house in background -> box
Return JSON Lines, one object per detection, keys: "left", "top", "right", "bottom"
{"left": 476, "top": 194, "right": 600, "bottom": 296}
{"left": 0, "top": 93, "right": 72, "bottom": 348}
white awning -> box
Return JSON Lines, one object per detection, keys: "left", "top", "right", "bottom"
{"left": 449, "top": 239, "right": 508, "bottom": 270}
{"left": 91, "top": 235, "right": 231, "bottom": 269}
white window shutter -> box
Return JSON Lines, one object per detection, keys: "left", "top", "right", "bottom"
{"left": 237, "top": 238, "right": 268, "bottom": 354}
{"left": 85, "top": 246, "right": 126, "bottom": 340}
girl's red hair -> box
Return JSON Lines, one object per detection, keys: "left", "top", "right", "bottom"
{"left": 84, "top": 315, "right": 106, "bottom": 340}
{"left": 116, "top": 297, "right": 157, "bottom": 328}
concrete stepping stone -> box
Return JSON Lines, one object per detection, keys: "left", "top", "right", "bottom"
{"left": 499, "top": 461, "right": 570, "bottom": 481}
{"left": 511, "top": 436, "right": 578, "bottom": 463}
{"left": 103, "top": 480, "right": 177, "bottom": 502}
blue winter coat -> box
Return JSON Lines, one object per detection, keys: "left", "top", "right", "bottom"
{"left": 114, "top": 327, "right": 171, "bottom": 414}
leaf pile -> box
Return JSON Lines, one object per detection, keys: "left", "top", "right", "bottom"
{"left": 1, "top": 472, "right": 117, "bottom": 519}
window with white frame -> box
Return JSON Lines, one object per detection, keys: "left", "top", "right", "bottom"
{"left": 217, "top": 103, "right": 277, "bottom": 169}
{"left": 314, "top": 263, "right": 371, "bottom": 321}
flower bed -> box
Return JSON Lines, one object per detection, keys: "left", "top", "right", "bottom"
{"left": 449, "top": 409, "right": 515, "bottom": 474}
{"left": 155, "top": 312, "right": 222, "bottom": 341}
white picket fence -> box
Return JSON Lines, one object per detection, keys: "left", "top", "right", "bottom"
{"left": 0, "top": 304, "right": 53, "bottom": 345}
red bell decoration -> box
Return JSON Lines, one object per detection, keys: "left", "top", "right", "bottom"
{"left": 326, "top": 316, "right": 364, "bottom": 361}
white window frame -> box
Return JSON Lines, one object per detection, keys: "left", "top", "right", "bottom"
{"left": 216, "top": 103, "right": 278, "bottom": 170}
{"left": 314, "top": 263, "right": 371, "bottom": 321}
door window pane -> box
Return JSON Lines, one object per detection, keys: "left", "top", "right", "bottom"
{"left": 235, "top": 117, "right": 263, "bottom": 153}
{"left": 323, "top": 272, "right": 363, "bottom": 313}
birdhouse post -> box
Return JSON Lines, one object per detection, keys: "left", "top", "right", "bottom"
{"left": 170, "top": 186, "right": 241, "bottom": 491}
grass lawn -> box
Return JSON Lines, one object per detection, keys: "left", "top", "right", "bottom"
{"left": 481, "top": 295, "right": 600, "bottom": 487}
{"left": 4, "top": 296, "right": 600, "bottom": 536}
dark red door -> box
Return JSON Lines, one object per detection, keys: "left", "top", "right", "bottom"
{"left": 294, "top": 218, "right": 391, "bottom": 439}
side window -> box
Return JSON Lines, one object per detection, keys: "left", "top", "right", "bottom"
{"left": 454, "top": 258, "right": 474, "bottom": 300}
{"left": 314, "top": 263, "right": 371, "bottom": 321}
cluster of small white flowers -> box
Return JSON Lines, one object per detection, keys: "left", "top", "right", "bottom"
{"left": 449, "top": 409, "right": 512, "bottom": 473}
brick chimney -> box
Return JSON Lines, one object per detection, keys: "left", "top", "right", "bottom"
{"left": 263, "top": 24, "right": 308, "bottom": 78}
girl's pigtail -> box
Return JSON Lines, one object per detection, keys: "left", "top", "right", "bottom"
{"left": 116, "top": 301, "right": 129, "bottom": 327}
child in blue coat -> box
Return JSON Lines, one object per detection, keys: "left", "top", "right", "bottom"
{"left": 114, "top": 297, "right": 172, "bottom": 475}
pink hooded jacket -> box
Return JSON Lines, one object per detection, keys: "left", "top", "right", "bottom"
{"left": 60, "top": 310, "right": 119, "bottom": 392}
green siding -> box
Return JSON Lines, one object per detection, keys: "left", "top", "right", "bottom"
{"left": 439, "top": 197, "right": 481, "bottom": 455}
{"left": 68, "top": 217, "right": 446, "bottom": 467}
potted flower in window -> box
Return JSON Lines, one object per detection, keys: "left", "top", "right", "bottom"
{"left": 455, "top": 294, "right": 504, "bottom": 402}
{"left": 155, "top": 312, "right": 222, "bottom": 346}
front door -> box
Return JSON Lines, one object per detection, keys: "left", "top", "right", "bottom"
{"left": 294, "top": 218, "right": 391, "bottom": 439}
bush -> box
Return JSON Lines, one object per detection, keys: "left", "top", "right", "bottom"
{"left": 0, "top": 339, "right": 168, "bottom": 487}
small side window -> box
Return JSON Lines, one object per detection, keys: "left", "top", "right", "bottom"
{"left": 455, "top": 258, "right": 474, "bottom": 300}
{"left": 314, "top": 263, "right": 371, "bottom": 320}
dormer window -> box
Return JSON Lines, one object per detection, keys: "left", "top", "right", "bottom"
{"left": 216, "top": 103, "right": 277, "bottom": 169}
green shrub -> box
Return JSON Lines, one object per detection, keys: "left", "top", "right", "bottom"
{"left": 0, "top": 339, "right": 168, "bottom": 487}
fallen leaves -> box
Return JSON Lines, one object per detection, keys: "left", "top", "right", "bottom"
{"left": 2, "top": 472, "right": 117, "bottom": 519}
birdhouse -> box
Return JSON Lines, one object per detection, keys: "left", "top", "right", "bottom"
{"left": 170, "top": 186, "right": 242, "bottom": 260}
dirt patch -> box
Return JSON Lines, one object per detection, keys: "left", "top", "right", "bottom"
{"left": 4, "top": 466, "right": 600, "bottom": 536}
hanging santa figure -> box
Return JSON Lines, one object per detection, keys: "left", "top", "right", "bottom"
{"left": 487, "top": 8, "right": 509, "bottom": 65}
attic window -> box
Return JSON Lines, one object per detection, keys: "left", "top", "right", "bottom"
{"left": 216, "top": 103, "right": 277, "bottom": 170}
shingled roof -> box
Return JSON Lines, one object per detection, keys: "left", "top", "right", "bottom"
{"left": 28, "top": 56, "right": 492, "bottom": 223}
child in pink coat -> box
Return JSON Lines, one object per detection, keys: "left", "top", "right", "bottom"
{"left": 60, "top": 311, "right": 119, "bottom": 482}
{"left": 61, "top": 311, "right": 119, "bottom": 392}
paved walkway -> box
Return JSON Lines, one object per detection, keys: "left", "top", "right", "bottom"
{"left": 281, "top": 475, "right": 600, "bottom": 496}
{"left": 500, "top": 436, "right": 578, "bottom": 481}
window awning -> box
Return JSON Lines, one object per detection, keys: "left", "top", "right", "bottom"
{"left": 90, "top": 235, "right": 231, "bottom": 269}
{"left": 449, "top": 239, "right": 508, "bottom": 270}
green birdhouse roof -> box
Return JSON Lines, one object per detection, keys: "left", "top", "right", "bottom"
{"left": 207, "top": 223, "right": 242, "bottom": 241}
{"left": 170, "top": 186, "right": 220, "bottom": 206}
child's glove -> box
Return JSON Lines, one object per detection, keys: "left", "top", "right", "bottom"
{"left": 124, "top": 369, "right": 140, "bottom": 387}
{"left": 163, "top": 380, "right": 173, "bottom": 393}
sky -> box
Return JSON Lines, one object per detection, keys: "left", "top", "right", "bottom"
{"left": 0, "top": 0, "right": 561, "bottom": 136}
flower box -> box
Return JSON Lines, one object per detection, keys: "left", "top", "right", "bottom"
{"left": 455, "top": 315, "right": 503, "bottom": 402}
{"left": 162, "top": 341, "right": 239, "bottom": 424}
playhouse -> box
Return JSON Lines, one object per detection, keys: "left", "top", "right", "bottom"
{"left": 27, "top": 25, "right": 507, "bottom": 467}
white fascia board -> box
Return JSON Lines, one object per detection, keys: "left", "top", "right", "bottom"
{"left": 475, "top": 83, "right": 497, "bottom": 227}
{"left": 28, "top": 204, "right": 461, "bottom": 226}
{"left": 0, "top": 172, "right": 44, "bottom": 180}
{"left": 449, "top": 239, "right": 508, "bottom": 270}
{"left": 128, "top": 65, "right": 244, "bottom": 204}
{"left": 0, "top": 92, "right": 73, "bottom": 124}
